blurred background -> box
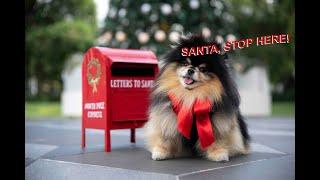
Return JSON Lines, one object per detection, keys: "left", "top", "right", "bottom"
{"left": 25, "top": 0, "right": 294, "bottom": 119}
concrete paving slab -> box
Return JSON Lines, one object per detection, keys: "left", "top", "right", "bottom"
{"left": 46, "top": 147, "right": 286, "bottom": 175}
{"left": 250, "top": 142, "right": 286, "bottom": 154}
{"left": 26, "top": 158, "right": 35, "bottom": 167}
{"left": 26, "top": 151, "right": 289, "bottom": 180}
{"left": 179, "top": 155, "right": 295, "bottom": 180}
{"left": 26, "top": 143, "right": 58, "bottom": 159}
{"left": 26, "top": 158, "right": 176, "bottom": 180}
{"left": 25, "top": 117, "right": 295, "bottom": 180}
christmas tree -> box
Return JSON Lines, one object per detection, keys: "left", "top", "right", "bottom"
{"left": 100, "top": 0, "right": 234, "bottom": 56}
{"left": 101, "top": 0, "right": 294, "bottom": 89}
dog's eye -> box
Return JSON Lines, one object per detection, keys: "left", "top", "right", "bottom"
{"left": 182, "top": 62, "right": 189, "bottom": 66}
{"left": 199, "top": 67, "right": 208, "bottom": 72}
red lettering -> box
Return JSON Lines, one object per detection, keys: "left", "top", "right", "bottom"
{"left": 197, "top": 46, "right": 204, "bottom": 55}
{"left": 256, "top": 36, "right": 264, "bottom": 46}
{"left": 224, "top": 42, "right": 231, "bottom": 52}
{"left": 247, "top": 38, "right": 253, "bottom": 47}
{"left": 265, "top": 36, "right": 271, "bottom": 45}
{"left": 210, "top": 45, "right": 220, "bottom": 54}
{"left": 272, "top": 35, "right": 280, "bottom": 43}
{"left": 238, "top": 40, "right": 246, "bottom": 49}
{"left": 203, "top": 46, "right": 210, "bottom": 54}
{"left": 181, "top": 47, "right": 188, "bottom": 56}
{"left": 280, "top": 34, "right": 287, "bottom": 43}
{"left": 188, "top": 47, "right": 196, "bottom": 56}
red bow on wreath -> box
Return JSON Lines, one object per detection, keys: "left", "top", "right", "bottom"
{"left": 168, "top": 92, "right": 215, "bottom": 149}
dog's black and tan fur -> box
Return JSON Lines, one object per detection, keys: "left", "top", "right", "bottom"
{"left": 144, "top": 34, "right": 250, "bottom": 161}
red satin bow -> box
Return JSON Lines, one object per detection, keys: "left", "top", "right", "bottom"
{"left": 168, "top": 92, "right": 215, "bottom": 149}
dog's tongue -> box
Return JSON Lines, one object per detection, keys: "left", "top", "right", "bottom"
{"left": 184, "top": 77, "right": 194, "bottom": 85}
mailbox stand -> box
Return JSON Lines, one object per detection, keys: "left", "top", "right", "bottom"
{"left": 82, "top": 47, "right": 158, "bottom": 152}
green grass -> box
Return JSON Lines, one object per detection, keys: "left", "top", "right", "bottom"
{"left": 26, "top": 101, "right": 294, "bottom": 118}
{"left": 25, "top": 101, "right": 61, "bottom": 118}
{"left": 272, "top": 101, "right": 295, "bottom": 117}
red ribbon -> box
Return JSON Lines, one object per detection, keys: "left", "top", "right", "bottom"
{"left": 168, "top": 92, "right": 215, "bottom": 149}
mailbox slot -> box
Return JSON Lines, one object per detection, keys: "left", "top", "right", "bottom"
{"left": 111, "top": 67, "right": 155, "bottom": 77}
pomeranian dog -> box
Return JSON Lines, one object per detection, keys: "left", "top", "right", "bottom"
{"left": 143, "top": 34, "right": 250, "bottom": 162}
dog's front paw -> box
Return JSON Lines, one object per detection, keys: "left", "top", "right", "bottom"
{"left": 151, "top": 150, "right": 172, "bottom": 161}
{"left": 206, "top": 148, "right": 229, "bottom": 162}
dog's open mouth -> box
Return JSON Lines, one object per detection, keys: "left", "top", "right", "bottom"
{"left": 183, "top": 76, "right": 195, "bottom": 85}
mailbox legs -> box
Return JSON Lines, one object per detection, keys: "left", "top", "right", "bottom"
{"left": 82, "top": 127, "right": 86, "bottom": 148}
{"left": 105, "top": 130, "right": 111, "bottom": 152}
{"left": 130, "top": 128, "right": 136, "bottom": 143}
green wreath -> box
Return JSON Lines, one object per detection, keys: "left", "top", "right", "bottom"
{"left": 87, "top": 58, "right": 101, "bottom": 93}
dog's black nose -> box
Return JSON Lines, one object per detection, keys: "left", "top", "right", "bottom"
{"left": 187, "top": 69, "right": 195, "bottom": 75}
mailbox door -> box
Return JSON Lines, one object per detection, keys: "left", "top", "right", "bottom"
{"left": 109, "top": 64, "right": 156, "bottom": 121}
{"left": 82, "top": 48, "right": 108, "bottom": 129}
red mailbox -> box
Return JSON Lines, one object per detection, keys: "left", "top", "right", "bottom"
{"left": 82, "top": 47, "right": 159, "bottom": 152}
